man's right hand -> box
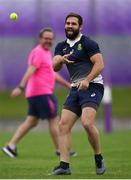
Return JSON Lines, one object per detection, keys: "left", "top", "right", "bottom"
{"left": 62, "top": 54, "right": 74, "bottom": 64}
{"left": 11, "top": 87, "right": 22, "bottom": 98}
{"left": 53, "top": 54, "right": 74, "bottom": 71}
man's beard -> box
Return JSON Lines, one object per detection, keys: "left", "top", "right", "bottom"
{"left": 42, "top": 42, "right": 52, "bottom": 49}
{"left": 65, "top": 28, "right": 80, "bottom": 40}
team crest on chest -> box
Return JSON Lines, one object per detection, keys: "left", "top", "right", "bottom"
{"left": 77, "top": 43, "right": 82, "bottom": 51}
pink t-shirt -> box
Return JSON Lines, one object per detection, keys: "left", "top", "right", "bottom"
{"left": 25, "top": 45, "right": 55, "bottom": 98}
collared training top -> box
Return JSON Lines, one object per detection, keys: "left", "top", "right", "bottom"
{"left": 54, "top": 34, "right": 103, "bottom": 85}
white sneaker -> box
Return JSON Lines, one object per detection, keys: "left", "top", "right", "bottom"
{"left": 2, "top": 145, "right": 17, "bottom": 158}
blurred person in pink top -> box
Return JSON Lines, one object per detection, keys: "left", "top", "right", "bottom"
{"left": 2, "top": 28, "right": 77, "bottom": 158}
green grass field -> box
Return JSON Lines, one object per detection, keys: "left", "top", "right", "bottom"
{"left": 0, "top": 130, "right": 131, "bottom": 179}
{"left": 0, "top": 86, "right": 131, "bottom": 120}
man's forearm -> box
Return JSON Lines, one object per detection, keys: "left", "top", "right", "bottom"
{"left": 86, "top": 61, "right": 104, "bottom": 82}
{"left": 53, "top": 55, "right": 63, "bottom": 72}
{"left": 19, "top": 72, "right": 30, "bottom": 88}
{"left": 19, "top": 65, "right": 36, "bottom": 88}
{"left": 55, "top": 73, "right": 71, "bottom": 89}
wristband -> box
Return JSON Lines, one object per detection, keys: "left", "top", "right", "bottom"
{"left": 18, "top": 86, "right": 25, "bottom": 91}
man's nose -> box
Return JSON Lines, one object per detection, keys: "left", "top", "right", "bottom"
{"left": 68, "top": 24, "right": 73, "bottom": 28}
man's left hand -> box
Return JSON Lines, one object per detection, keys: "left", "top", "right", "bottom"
{"left": 77, "top": 79, "right": 89, "bottom": 91}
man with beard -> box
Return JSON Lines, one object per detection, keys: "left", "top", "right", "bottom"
{"left": 2, "top": 28, "right": 77, "bottom": 158}
{"left": 50, "top": 13, "right": 106, "bottom": 175}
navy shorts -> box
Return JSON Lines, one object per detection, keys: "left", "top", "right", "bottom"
{"left": 64, "top": 83, "right": 104, "bottom": 117}
{"left": 27, "top": 94, "right": 58, "bottom": 119}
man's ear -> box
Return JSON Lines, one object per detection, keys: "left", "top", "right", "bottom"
{"left": 80, "top": 25, "right": 83, "bottom": 31}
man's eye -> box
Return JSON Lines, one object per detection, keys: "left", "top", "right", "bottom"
{"left": 66, "top": 23, "right": 77, "bottom": 26}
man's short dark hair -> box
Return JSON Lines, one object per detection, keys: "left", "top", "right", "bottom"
{"left": 65, "top": 12, "right": 83, "bottom": 26}
{"left": 39, "top": 27, "right": 53, "bottom": 38}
